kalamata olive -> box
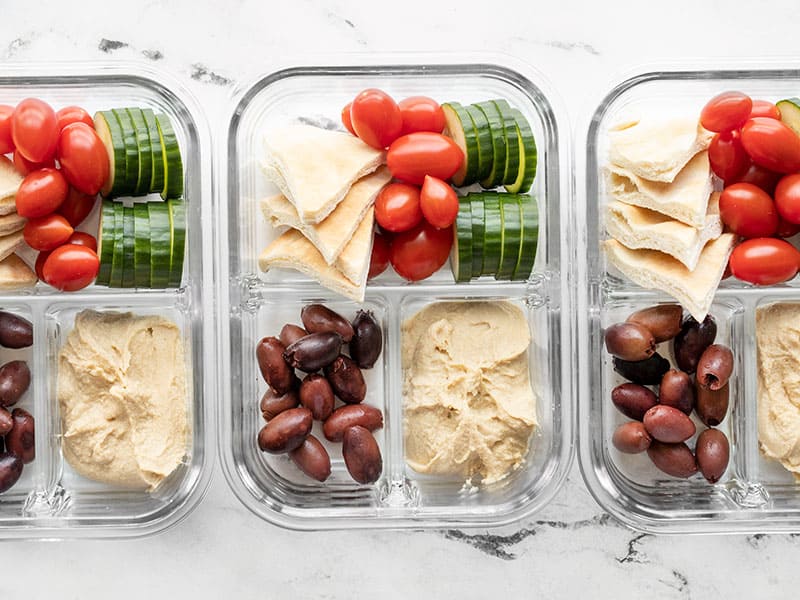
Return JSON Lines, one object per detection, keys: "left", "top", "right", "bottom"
{"left": 256, "top": 336, "right": 295, "bottom": 394}
{"left": 696, "top": 382, "right": 729, "bottom": 427}
{"left": 658, "top": 369, "right": 695, "bottom": 415}
{"left": 279, "top": 323, "right": 308, "bottom": 347}
{"left": 0, "top": 312, "right": 33, "bottom": 349}
{"left": 697, "top": 344, "right": 734, "bottom": 391}
{"left": 301, "top": 304, "right": 354, "bottom": 342}
{"left": 626, "top": 304, "right": 683, "bottom": 343}
{"left": 350, "top": 310, "right": 382, "bottom": 369}
{"left": 0, "top": 452, "right": 22, "bottom": 493}
{"left": 300, "top": 373, "right": 335, "bottom": 421}
{"left": 260, "top": 389, "right": 299, "bottom": 421}
{"left": 342, "top": 425, "right": 382, "bottom": 484}
{"left": 0, "top": 407, "right": 12, "bottom": 436}
{"left": 323, "top": 404, "right": 384, "bottom": 442}
{"left": 611, "top": 383, "right": 658, "bottom": 421}
{"left": 695, "top": 428, "right": 730, "bottom": 484}
{"left": 0, "top": 361, "right": 30, "bottom": 407}
{"left": 257, "top": 407, "right": 312, "bottom": 454}
{"left": 674, "top": 315, "right": 717, "bottom": 374}
{"left": 289, "top": 435, "right": 332, "bottom": 482}
{"left": 604, "top": 322, "right": 656, "bottom": 361}
{"left": 612, "top": 421, "right": 652, "bottom": 454}
{"left": 6, "top": 408, "right": 34, "bottom": 464}
{"left": 613, "top": 353, "right": 670, "bottom": 385}
{"left": 324, "top": 355, "right": 367, "bottom": 404}
{"left": 284, "top": 332, "right": 343, "bottom": 372}
{"left": 647, "top": 441, "right": 698, "bottom": 478}
{"left": 643, "top": 405, "right": 696, "bottom": 443}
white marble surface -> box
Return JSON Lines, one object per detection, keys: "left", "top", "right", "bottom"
{"left": 2, "top": 0, "right": 800, "bottom": 597}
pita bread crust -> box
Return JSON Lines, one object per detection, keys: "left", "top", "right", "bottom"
{"left": 334, "top": 207, "right": 374, "bottom": 286}
{"left": 0, "top": 213, "right": 25, "bottom": 236}
{"left": 0, "top": 231, "right": 24, "bottom": 263}
{"left": 0, "top": 156, "right": 22, "bottom": 216}
{"left": 0, "top": 253, "right": 36, "bottom": 290}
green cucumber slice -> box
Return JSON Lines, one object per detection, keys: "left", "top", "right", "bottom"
{"left": 498, "top": 195, "right": 522, "bottom": 280}
{"left": 127, "top": 108, "right": 153, "bottom": 196}
{"left": 109, "top": 203, "right": 124, "bottom": 287}
{"left": 491, "top": 99, "right": 521, "bottom": 186}
{"left": 148, "top": 202, "right": 171, "bottom": 288}
{"left": 94, "top": 112, "right": 126, "bottom": 198}
{"left": 156, "top": 114, "right": 184, "bottom": 200}
{"left": 110, "top": 109, "right": 139, "bottom": 197}
{"left": 505, "top": 108, "right": 537, "bottom": 194}
{"left": 452, "top": 197, "right": 472, "bottom": 282}
{"left": 122, "top": 206, "right": 135, "bottom": 288}
{"left": 133, "top": 203, "right": 151, "bottom": 288}
{"left": 778, "top": 98, "right": 800, "bottom": 137}
{"left": 464, "top": 105, "right": 493, "bottom": 181}
{"left": 142, "top": 109, "right": 165, "bottom": 194}
{"left": 96, "top": 200, "right": 115, "bottom": 285}
{"left": 167, "top": 199, "right": 186, "bottom": 287}
{"left": 469, "top": 195, "right": 485, "bottom": 276}
{"left": 512, "top": 195, "right": 539, "bottom": 280}
{"left": 481, "top": 193, "right": 502, "bottom": 276}
{"left": 442, "top": 102, "right": 479, "bottom": 186}
{"left": 474, "top": 102, "right": 507, "bottom": 188}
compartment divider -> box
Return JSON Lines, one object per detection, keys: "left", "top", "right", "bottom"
{"left": 31, "top": 301, "right": 58, "bottom": 500}
{"left": 383, "top": 291, "right": 406, "bottom": 494}
{"left": 740, "top": 296, "right": 761, "bottom": 485}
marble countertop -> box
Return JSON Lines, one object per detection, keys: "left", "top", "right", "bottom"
{"left": 2, "top": 0, "right": 798, "bottom": 597}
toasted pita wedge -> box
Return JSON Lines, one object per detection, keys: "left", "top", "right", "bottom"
{"left": 335, "top": 206, "right": 375, "bottom": 286}
{"left": 259, "top": 229, "right": 366, "bottom": 302}
{"left": 603, "top": 233, "right": 735, "bottom": 322}
{"left": 0, "top": 253, "right": 36, "bottom": 290}
{"left": 0, "top": 213, "right": 25, "bottom": 236}
{"left": 0, "top": 231, "right": 24, "bottom": 263}
{"left": 261, "top": 166, "right": 390, "bottom": 264}
{"left": 0, "top": 156, "right": 22, "bottom": 216}
{"left": 262, "top": 124, "right": 385, "bottom": 224}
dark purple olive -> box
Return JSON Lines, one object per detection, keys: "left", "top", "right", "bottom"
{"left": 350, "top": 310, "right": 382, "bottom": 369}
{"left": 658, "top": 369, "right": 694, "bottom": 415}
{"left": 299, "top": 373, "right": 335, "bottom": 421}
{"left": 647, "top": 441, "right": 698, "bottom": 478}
{"left": 613, "top": 353, "right": 670, "bottom": 385}
{"left": 674, "top": 315, "right": 717, "bottom": 374}
{"left": 696, "top": 382, "right": 729, "bottom": 427}
{"left": 696, "top": 344, "right": 734, "bottom": 391}
{"left": 612, "top": 422, "right": 652, "bottom": 454}
{"left": 695, "top": 428, "right": 730, "bottom": 483}
{"left": 301, "top": 304, "right": 354, "bottom": 342}
{"left": 611, "top": 383, "right": 658, "bottom": 421}
{"left": 256, "top": 337, "right": 295, "bottom": 394}
{"left": 0, "top": 452, "right": 22, "bottom": 493}
{"left": 0, "top": 312, "right": 32, "bottom": 349}
{"left": 6, "top": 408, "right": 34, "bottom": 464}
{"left": 260, "top": 389, "right": 299, "bottom": 421}
{"left": 279, "top": 324, "right": 308, "bottom": 347}
{"left": 284, "top": 332, "right": 343, "bottom": 372}
{"left": 0, "top": 407, "right": 12, "bottom": 436}
{"left": 626, "top": 304, "right": 683, "bottom": 343}
{"left": 0, "top": 361, "right": 30, "bottom": 408}
{"left": 604, "top": 322, "right": 656, "bottom": 361}
{"left": 324, "top": 355, "right": 366, "bottom": 404}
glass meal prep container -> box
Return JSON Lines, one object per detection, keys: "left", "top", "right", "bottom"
{"left": 577, "top": 68, "right": 800, "bottom": 534}
{"left": 0, "top": 62, "right": 214, "bottom": 538}
{"left": 217, "top": 58, "right": 573, "bottom": 530}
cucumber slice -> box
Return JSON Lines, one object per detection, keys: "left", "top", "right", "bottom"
{"left": 111, "top": 109, "right": 139, "bottom": 197}
{"left": 474, "top": 102, "right": 507, "bottom": 188}
{"left": 122, "top": 206, "right": 135, "bottom": 288}
{"left": 156, "top": 114, "right": 184, "bottom": 200}
{"left": 167, "top": 199, "right": 186, "bottom": 287}
{"left": 133, "top": 203, "right": 151, "bottom": 288}
{"left": 469, "top": 195, "right": 485, "bottom": 276}
{"left": 142, "top": 109, "right": 165, "bottom": 194}
{"left": 127, "top": 108, "right": 153, "bottom": 196}
{"left": 109, "top": 203, "right": 124, "bottom": 287}
{"left": 96, "top": 200, "right": 115, "bottom": 285}
{"left": 464, "top": 105, "right": 493, "bottom": 181}
{"left": 481, "top": 193, "right": 502, "bottom": 276}
{"left": 498, "top": 195, "right": 522, "bottom": 280}
{"left": 778, "top": 98, "right": 800, "bottom": 137}
{"left": 512, "top": 195, "right": 539, "bottom": 280}
{"left": 148, "top": 202, "right": 171, "bottom": 288}
{"left": 505, "top": 108, "right": 537, "bottom": 194}
{"left": 452, "top": 197, "right": 472, "bottom": 282}
{"left": 491, "top": 99, "right": 520, "bottom": 186}
{"left": 442, "top": 102, "right": 479, "bottom": 186}
{"left": 94, "top": 112, "right": 126, "bottom": 198}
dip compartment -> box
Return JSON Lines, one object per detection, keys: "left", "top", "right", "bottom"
{"left": 578, "top": 69, "right": 800, "bottom": 533}
{"left": 218, "top": 59, "right": 572, "bottom": 529}
{"left": 0, "top": 63, "right": 214, "bottom": 538}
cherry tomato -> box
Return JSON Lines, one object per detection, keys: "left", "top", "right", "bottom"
{"left": 709, "top": 131, "right": 749, "bottom": 181}
{"left": 341, "top": 102, "right": 356, "bottom": 136}
{"left": 700, "top": 91, "right": 752, "bottom": 132}
{"left": 398, "top": 96, "right": 445, "bottom": 135}
{"left": 34, "top": 250, "right": 50, "bottom": 281}
{"left": 23, "top": 213, "right": 73, "bottom": 251}
{"left": 389, "top": 221, "right": 452, "bottom": 281}
{"left": 41, "top": 244, "right": 99, "bottom": 291}
{"left": 55, "top": 106, "right": 93, "bottom": 131}
{"left": 420, "top": 175, "right": 459, "bottom": 229}
{"left": 719, "top": 183, "right": 778, "bottom": 238}
{"left": 777, "top": 217, "right": 800, "bottom": 238}
{"left": 726, "top": 163, "right": 781, "bottom": 195}
{"left": 750, "top": 100, "right": 781, "bottom": 120}
{"left": 66, "top": 231, "right": 97, "bottom": 252}
{"left": 15, "top": 168, "right": 68, "bottom": 218}
{"left": 740, "top": 117, "right": 800, "bottom": 173}
{"left": 368, "top": 230, "right": 391, "bottom": 279}
{"left": 387, "top": 132, "right": 464, "bottom": 185}
{"left": 775, "top": 174, "right": 800, "bottom": 224}
{"left": 58, "top": 187, "right": 97, "bottom": 227}
{"left": 0, "top": 105, "right": 14, "bottom": 155}
{"left": 349, "top": 88, "right": 402, "bottom": 149}
{"left": 12, "top": 151, "right": 55, "bottom": 176}
{"left": 57, "top": 123, "right": 109, "bottom": 195}
{"left": 375, "top": 182, "right": 423, "bottom": 232}
{"left": 729, "top": 238, "right": 800, "bottom": 285}
{"left": 11, "top": 98, "right": 58, "bottom": 163}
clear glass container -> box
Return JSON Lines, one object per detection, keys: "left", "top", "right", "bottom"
{"left": 217, "top": 57, "right": 573, "bottom": 529}
{"left": 0, "top": 62, "right": 215, "bottom": 538}
{"left": 577, "top": 68, "right": 800, "bottom": 533}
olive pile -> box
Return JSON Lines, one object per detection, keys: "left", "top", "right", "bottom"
{"left": 255, "top": 304, "right": 384, "bottom": 484}
{"left": 606, "top": 305, "right": 732, "bottom": 484}
{"left": 0, "top": 311, "right": 34, "bottom": 494}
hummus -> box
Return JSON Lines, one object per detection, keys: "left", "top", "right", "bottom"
{"left": 756, "top": 302, "right": 800, "bottom": 478}
{"left": 401, "top": 301, "right": 538, "bottom": 485}
{"left": 57, "top": 310, "right": 189, "bottom": 490}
